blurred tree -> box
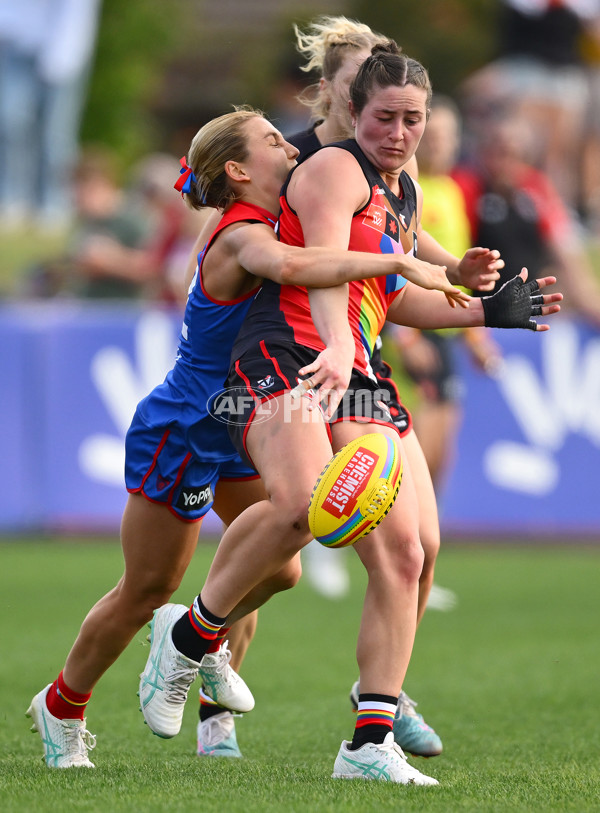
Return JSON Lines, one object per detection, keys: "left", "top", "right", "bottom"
{"left": 80, "top": 0, "right": 344, "bottom": 167}
{"left": 80, "top": 0, "right": 188, "bottom": 169}
{"left": 146, "top": 2, "right": 345, "bottom": 156}
{"left": 349, "top": 0, "right": 497, "bottom": 95}
{"left": 80, "top": 0, "right": 497, "bottom": 171}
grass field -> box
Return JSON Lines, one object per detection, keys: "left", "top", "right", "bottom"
{"left": 1, "top": 538, "right": 599, "bottom": 812}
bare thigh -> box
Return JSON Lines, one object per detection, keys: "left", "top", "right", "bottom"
{"left": 212, "top": 477, "right": 268, "bottom": 526}
{"left": 247, "top": 393, "right": 333, "bottom": 519}
{"left": 401, "top": 429, "right": 440, "bottom": 565}
{"left": 119, "top": 493, "right": 201, "bottom": 602}
{"left": 198, "top": 394, "right": 332, "bottom": 617}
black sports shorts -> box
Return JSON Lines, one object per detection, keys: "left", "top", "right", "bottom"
{"left": 224, "top": 338, "right": 407, "bottom": 467}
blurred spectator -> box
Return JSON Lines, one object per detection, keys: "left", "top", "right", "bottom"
{"left": 391, "top": 97, "right": 502, "bottom": 491}
{"left": 452, "top": 113, "right": 600, "bottom": 328}
{"left": 580, "top": 16, "right": 600, "bottom": 233}
{"left": 21, "top": 146, "right": 151, "bottom": 298}
{"left": 0, "top": 0, "right": 102, "bottom": 229}
{"left": 21, "top": 147, "right": 206, "bottom": 302}
{"left": 128, "top": 152, "right": 207, "bottom": 305}
{"left": 460, "top": 0, "right": 600, "bottom": 212}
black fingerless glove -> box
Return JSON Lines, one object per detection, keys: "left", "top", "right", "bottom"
{"left": 482, "top": 275, "right": 544, "bottom": 331}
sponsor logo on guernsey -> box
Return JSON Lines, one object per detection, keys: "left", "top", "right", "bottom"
{"left": 322, "top": 448, "right": 378, "bottom": 518}
{"left": 365, "top": 203, "right": 385, "bottom": 231}
{"left": 363, "top": 203, "right": 401, "bottom": 243}
{"left": 176, "top": 484, "right": 213, "bottom": 512}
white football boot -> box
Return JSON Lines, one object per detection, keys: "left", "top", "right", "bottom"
{"left": 349, "top": 680, "right": 443, "bottom": 757}
{"left": 332, "top": 731, "right": 439, "bottom": 785}
{"left": 197, "top": 709, "right": 242, "bottom": 758}
{"left": 26, "top": 684, "right": 96, "bottom": 768}
{"left": 139, "top": 603, "right": 201, "bottom": 738}
{"left": 199, "top": 641, "right": 254, "bottom": 713}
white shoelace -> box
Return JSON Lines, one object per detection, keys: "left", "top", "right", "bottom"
{"left": 201, "top": 712, "right": 240, "bottom": 746}
{"left": 378, "top": 737, "right": 428, "bottom": 779}
{"left": 378, "top": 734, "right": 408, "bottom": 762}
{"left": 398, "top": 691, "right": 420, "bottom": 719}
{"left": 213, "top": 641, "right": 232, "bottom": 675}
{"left": 65, "top": 724, "right": 96, "bottom": 763}
{"left": 164, "top": 659, "right": 199, "bottom": 704}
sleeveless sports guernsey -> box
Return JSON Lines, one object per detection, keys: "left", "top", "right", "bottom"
{"left": 131, "top": 201, "right": 275, "bottom": 462}
{"left": 231, "top": 139, "right": 418, "bottom": 377}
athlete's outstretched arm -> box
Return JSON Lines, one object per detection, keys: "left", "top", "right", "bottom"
{"left": 387, "top": 268, "right": 562, "bottom": 331}
{"left": 417, "top": 229, "right": 504, "bottom": 292}
{"left": 229, "top": 222, "right": 464, "bottom": 297}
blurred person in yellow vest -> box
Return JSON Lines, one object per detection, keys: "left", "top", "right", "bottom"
{"left": 391, "top": 96, "right": 502, "bottom": 492}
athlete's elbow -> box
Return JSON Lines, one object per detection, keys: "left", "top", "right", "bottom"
{"left": 277, "top": 253, "right": 305, "bottom": 285}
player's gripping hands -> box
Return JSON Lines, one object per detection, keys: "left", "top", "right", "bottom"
{"left": 292, "top": 336, "right": 355, "bottom": 419}
{"left": 454, "top": 246, "right": 504, "bottom": 292}
{"left": 290, "top": 252, "right": 474, "bottom": 415}
{"left": 395, "top": 254, "right": 470, "bottom": 309}
{"left": 482, "top": 268, "right": 562, "bottom": 331}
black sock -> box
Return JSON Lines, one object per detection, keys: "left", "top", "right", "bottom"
{"left": 349, "top": 693, "right": 397, "bottom": 750}
{"left": 171, "top": 596, "right": 227, "bottom": 663}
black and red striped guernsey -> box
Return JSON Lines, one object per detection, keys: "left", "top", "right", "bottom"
{"left": 231, "top": 139, "right": 418, "bottom": 376}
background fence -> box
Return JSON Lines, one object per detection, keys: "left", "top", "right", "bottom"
{"left": 2, "top": 301, "right": 599, "bottom": 539}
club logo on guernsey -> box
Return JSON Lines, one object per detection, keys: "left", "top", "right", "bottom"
{"left": 386, "top": 213, "right": 398, "bottom": 238}
{"left": 257, "top": 374, "right": 274, "bottom": 389}
{"left": 156, "top": 475, "right": 171, "bottom": 491}
{"left": 176, "top": 484, "right": 213, "bottom": 512}
{"left": 322, "top": 448, "right": 378, "bottom": 518}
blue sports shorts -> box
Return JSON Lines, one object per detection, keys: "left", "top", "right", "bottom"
{"left": 125, "top": 415, "right": 258, "bottom": 522}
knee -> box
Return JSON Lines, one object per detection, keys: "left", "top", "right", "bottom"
{"left": 264, "top": 557, "right": 303, "bottom": 595}
{"left": 120, "top": 573, "right": 182, "bottom": 622}
{"left": 268, "top": 484, "right": 312, "bottom": 540}
{"left": 373, "top": 532, "right": 425, "bottom": 587}
{"left": 276, "top": 555, "right": 303, "bottom": 591}
{"left": 396, "top": 538, "right": 425, "bottom": 584}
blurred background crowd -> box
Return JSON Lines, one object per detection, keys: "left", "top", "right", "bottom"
{"left": 2, "top": 0, "right": 600, "bottom": 308}
{"left": 2, "top": 0, "right": 600, "bottom": 555}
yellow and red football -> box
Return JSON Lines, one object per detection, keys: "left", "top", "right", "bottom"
{"left": 308, "top": 433, "right": 403, "bottom": 548}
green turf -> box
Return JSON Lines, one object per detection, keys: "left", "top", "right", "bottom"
{"left": 1, "top": 539, "right": 598, "bottom": 812}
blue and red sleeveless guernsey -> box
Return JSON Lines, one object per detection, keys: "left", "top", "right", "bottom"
{"left": 231, "top": 140, "right": 418, "bottom": 376}
{"left": 133, "top": 201, "right": 275, "bottom": 462}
